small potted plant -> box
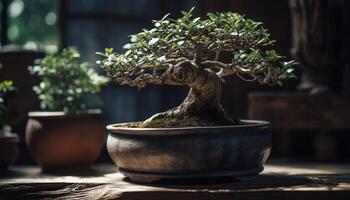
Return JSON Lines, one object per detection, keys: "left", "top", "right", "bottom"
{"left": 26, "top": 47, "right": 108, "bottom": 171}
{"left": 97, "top": 8, "right": 295, "bottom": 182}
{"left": 0, "top": 78, "right": 19, "bottom": 171}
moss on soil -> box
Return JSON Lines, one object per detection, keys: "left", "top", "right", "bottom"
{"left": 124, "top": 115, "right": 237, "bottom": 128}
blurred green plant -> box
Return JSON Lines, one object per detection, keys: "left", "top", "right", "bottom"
{"left": 0, "top": 80, "right": 15, "bottom": 120}
{"left": 29, "top": 47, "right": 109, "bottom": 112}
{"left": 0, "top": 63, "right": 15, "bottom": 121}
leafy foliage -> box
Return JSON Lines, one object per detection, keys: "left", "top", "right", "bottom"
{"left": 0, "top": 80, "right": 15, "bottom": 120}
{"left": 29, "top": 47, "right": 109, "bottom": 112}
{"left": 0, "top": 64, "right": 15, "bottom": 120}
{"left": 97, "top": 8, "right": 296, "bottom": 89}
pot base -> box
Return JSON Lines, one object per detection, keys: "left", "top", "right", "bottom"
{"left": 119, "top": 167, "right": 263, "bottom": 183}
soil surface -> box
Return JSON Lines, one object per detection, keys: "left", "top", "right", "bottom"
{"left": 124, "top": 115, "right": 241, "bottom": 128}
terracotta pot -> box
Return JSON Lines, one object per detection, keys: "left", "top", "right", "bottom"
{"left": 0, "top": 133, "right": 19, "bottom": 170}
{"left": 107, "top": 120, "right": 271, "bottom": 183}
{"left": 25, "top": 110, "right": 105, "bottom": 171}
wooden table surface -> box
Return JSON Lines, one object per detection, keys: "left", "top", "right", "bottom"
{"left": 1, "top": 161, "right": 350, "bottom": 200}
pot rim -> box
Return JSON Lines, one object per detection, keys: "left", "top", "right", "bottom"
{"left": 28, "top": 109, "right": 102, "bottom": 118}
{"left": 107, "top": 120, "right": 270, "bottom": 136}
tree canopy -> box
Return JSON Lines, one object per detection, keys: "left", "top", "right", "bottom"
{"left": 97, "top": 8, "right": 295, "bottom": 89}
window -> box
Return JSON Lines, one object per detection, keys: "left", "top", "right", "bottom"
{"left": 0, "top": 0, "right": 59, "bottom": 52}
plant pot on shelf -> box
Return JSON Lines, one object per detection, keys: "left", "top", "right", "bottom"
{"left": 106, "top": 120, "right": 271, "bottom": 183}
{"left": 0, "top": 133, "right": 19, "bottom": 170}
{"left": 25, "top": 109, "right": 105, "bottom": 171}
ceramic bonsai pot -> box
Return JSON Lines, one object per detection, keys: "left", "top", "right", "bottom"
{"left": 0, "top": 133, "right": 19, "bottom": 170}
{"left": 25, "top": 109, "right": 104, "bottom": 171}
{"left": 106, "top": 120, "right": 271, "bottom": 183}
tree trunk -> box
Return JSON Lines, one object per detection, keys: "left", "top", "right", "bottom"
{"left": 175, "top": 69, "right": 226, "bottom": 118}
{"left": 145, "top": 62, "right": 238, "bottom": 126}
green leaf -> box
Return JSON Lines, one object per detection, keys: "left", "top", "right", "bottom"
{"left": 161, "top": 13, "right": 171, "bottom": 21}
{"left": 155, "top": 22, "right": 161, "bottom": 27}
{"left": 276, "top": 80, "right": 283, "bottom": 86}
{"left": 188, "top": 7, "right": 195, "bottom": 14}
{"left": 148, "top": 38, "right": 159, "bottom": 46}
{"left": 207, "top": 13, "right": 217, "bottom": 20}
{"left": 96, "top": 52, "right": 107, "bottom": 57}
{"left": 123, "top": 43, "right": 133, "bottom": 49}
{"left": 105, "top": 48, "right": 114, "bottom": 55}
{"left": 286, "top": 68, "right": 295, "bottom": 73}
{"left": 181, "top": 10, "right": 188, "bottom": 16}
{"left": 192, "top": 17, "right": 201, "bottom": 24}
{"left": 177, "top": 41, "right": 184, "bottom": 45}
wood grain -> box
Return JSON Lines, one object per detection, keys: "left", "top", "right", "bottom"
{"left": 1, "top": 163, "right": 350, "bottom": 199}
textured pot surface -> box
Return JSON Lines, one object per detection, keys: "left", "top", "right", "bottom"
{"left": 107, "top": 120, "right": 271, "bottom": 182}
{"left": 0, "top": 133, "right": 20, "bottom": 169}
{"left": 26, "top": 110, "right": 104, "bottom": 170}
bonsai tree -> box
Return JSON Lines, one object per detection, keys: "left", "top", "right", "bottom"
{"left": 97, "top": 8, "right": 295, "bottom": 127}
{"left": 29, "top": 47, "right": 108, "bottom": 112}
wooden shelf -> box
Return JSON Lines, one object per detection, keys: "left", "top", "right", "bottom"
{"left": 1, "top": 161, "right": 350, "bottom": 199}
{"left": 249, "top": 92, "right": 350, "bottom": 130}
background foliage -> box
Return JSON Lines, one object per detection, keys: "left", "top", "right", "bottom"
{"left": 29, "top": 47, "right": 108, "bottom": 112}
{"left": 0, "top": 79, "right": 14, "bottom": 120}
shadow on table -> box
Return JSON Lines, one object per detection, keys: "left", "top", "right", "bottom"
{"left": 40, "top": 167, "right": 112, "bottom": 177}
{"left": 123, "top": 174, "right": 345, "bottom": 191}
